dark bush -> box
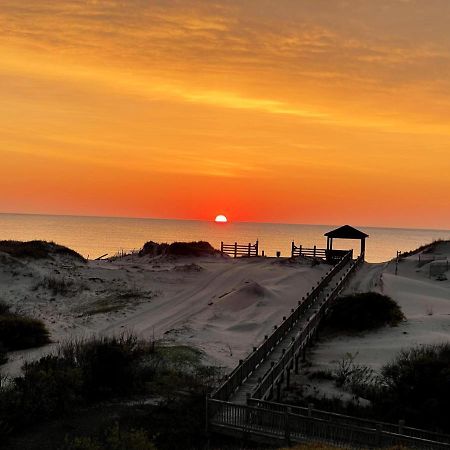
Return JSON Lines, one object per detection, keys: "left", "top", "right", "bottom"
{"left": 63, "top": 423, "right": 156, "bottom": 450}
{"left": 0, "top": 240, "right": 85, "bottom": 261}
{"left": 0, "top": 344, "right": 7, "bottom": 366}
{"left": 139, "top": 241, "right": 219, "bottom": 257}
{"left": 0, "top": 314, "right": 50, "bottom": 350}
{"left": 371, "top": 344, "right": 450, "bottom": 432}
{"left": 324, "top": 292, "right": 404, "bottom": 332}
{"left": 34, "top": 276, "right": 75, "bottom": 296}
{"left": 0, "top": 300, "right": 10, "bottom": 315}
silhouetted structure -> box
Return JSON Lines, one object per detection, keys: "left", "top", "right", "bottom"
{"left": 325, "top": 225, "right": 369, "bottom": 261}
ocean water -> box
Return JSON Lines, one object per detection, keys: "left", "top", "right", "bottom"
{"left": 0, "top": 213, "right": 449, "bottom": 263}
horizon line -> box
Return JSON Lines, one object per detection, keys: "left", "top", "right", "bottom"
{"left": 0, "top": 210, "right": 449, "bottom": 234}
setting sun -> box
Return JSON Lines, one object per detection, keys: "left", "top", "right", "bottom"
{"left": 215, "top": 214, "right": 228, "bottom": 223}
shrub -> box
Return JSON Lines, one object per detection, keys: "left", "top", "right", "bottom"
{"left": 0, "top": 300, "right": 10, "bottom": 315}
{"left": 63, "top": 424, "right": 156, "bottom": 450}
{"left": 372, "top": 343, "right": 450, "bottom": 431}
{"left": 324, "top": 292, "right": 404, "bottom": 332}
{"left": 0, "top": 344, "right": 7, "bottom": 366}
{"left": 0, "top": 314, "right": 50, "bottom": 350}
{"left": 0, "top": 240, "right": 85, "bottom": 261}
{"left": 139, "top": 241, "right": 219, "bottom": 257}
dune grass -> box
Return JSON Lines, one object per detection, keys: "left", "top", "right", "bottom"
{"left": 0, "top": 240, "right": 85, "bottom": 261}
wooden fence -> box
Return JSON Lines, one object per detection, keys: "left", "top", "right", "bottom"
{"left": 211, "top": 250, "right": 353, "bottom": 402}
{"left": 291, "top": 244, "right": 327, "bottom": 259}
{"left": 291, "top": 243, "right": 352, "bottom": 263}
{"left": 247, "top": 399, "right": 450, "bottom": 445}
{"left": 221, "top": 241, "right": 259, "bottom": 258}
{"left": 207, "top": 399, "right": 450, "bottom": 449}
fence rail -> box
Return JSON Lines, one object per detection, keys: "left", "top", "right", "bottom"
{"left": 247, "top": 399, "right": 450, "bottom": 445}
{"left": 291, "top": 244, "right": 327, "bottom": 259}
{"left": 208, "top": 399, "right": 450, "bottom": 449}
{"left": 252, "top": 253, "right": 362, "bottom": 400}
{"left": 221, "top": 241, "right": 259, "bottom": 258}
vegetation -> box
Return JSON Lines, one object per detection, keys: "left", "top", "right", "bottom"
{"left": 139, "top": 241, "right": 219, "bottom": 257}
{"left": 323, "top": 292, "right": 404, "bottom": 332}
{"left": 0, "top": 335, "right": 220, "bottom": 449}
{"left": 399, "top": 239, "right": 448, "bottom": 259}
{"left": 63, "top": 423, "right": 156, "bottom": 450}
{"left": 0, "top": 240, "right": 85, "bottom": 261}
{"left": 34, "top": 276, "right": 77, "bottom": 296}
{"left": 368, "top": 343, "right": 450, "bottom": 432}
{"left": 0, "top": 300, "right": 50, "bottom": 353}
{"left": 293, "top": 344, "right": 450, "bottom": 434}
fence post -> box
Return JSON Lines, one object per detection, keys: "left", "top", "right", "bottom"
{"left": 313, "top": 245, "right": 316, "bottom": 258}
{"left": 255, "top": 240, "right": 259, "bottom": 256}
{"left": 284, "top": 407, "right": 291, "bottom": 446}
{"left": 248, "top": 243, "right": 251, "bottom": 257}
{"left": 398, "top": 419, "right": 405, "bottom": 435}
{"left": 308, "top": 403, "right": 314, "bottom": 417}
{"left": 221, "top": 241, "right": 223, "bottom": 254}
{"left": 234, "top": 242, "right": 237, "bottom": 258}
{"left": 299, "top": 245, "right": 302, "bottom": 256}
{"left": 291, "top": 241, "right": 295, "bottom": 257}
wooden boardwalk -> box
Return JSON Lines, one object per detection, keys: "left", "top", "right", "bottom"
{"left": 207, "top": 250, "right": 450, "bottom": 449}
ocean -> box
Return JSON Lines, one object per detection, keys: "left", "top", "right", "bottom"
{"left": 0, "top": 213, "right": 449, "bottom": 263}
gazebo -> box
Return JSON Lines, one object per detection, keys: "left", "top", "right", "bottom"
{"left": 325, "top": 225, "right": 369, "bottom": 261}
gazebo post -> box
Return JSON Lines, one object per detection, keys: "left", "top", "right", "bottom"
{"left": 361, "top": 238, "right": 366, "bottom": 260}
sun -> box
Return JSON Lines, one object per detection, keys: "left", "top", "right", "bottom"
{"left": 215, "top": 214, "right": 228, "bottom": 223}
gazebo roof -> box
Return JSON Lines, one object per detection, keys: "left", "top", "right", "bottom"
{"left": 324, "top": 225, "right": 369, "bottom": 239}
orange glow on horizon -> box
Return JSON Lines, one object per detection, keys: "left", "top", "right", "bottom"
{"left": 0, "top": 1, "right": 449, "bottom": 230}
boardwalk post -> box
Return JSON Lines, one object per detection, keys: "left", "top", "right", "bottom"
{"left": 276, "top": 382, "right": 281, "bottom": 401}
{"left": 398, "top": 419, "right": 405, "bottom": 434}
{"left": 294, "top": 354, "right": 299, "bottom": 374}
{"left": 234, "top": 242, "right": 237, "bottom": 258}
{"left": 286, "top": 367, "right": 291, "bottom": 390}
{"left": 284, "top": 407, "right": 291, "bottom": 446}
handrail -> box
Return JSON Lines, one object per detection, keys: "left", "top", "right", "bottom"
{"left": 208, "top": 399, "right": 450, "bottom": 449}
{"left": 252, "top": 253, "right": 362, "bottom": 400}
{"left": 247, "top": 398, "right": 450, "bottom": 444}
{"left": 211, "top": 250, "right": 353, "bottom": 401}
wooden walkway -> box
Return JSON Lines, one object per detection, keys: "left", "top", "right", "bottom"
{"left": 207, "top": 250, "right": 450, "bottom": 449}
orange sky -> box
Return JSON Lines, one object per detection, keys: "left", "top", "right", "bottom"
{"left": 1, "top": 0, "right": 449, "bottom": 229}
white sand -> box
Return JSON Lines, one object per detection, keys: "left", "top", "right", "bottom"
{"left": 2, "top": 241, "right": 449, "bottom": 390}
{"left": 0, "top": 251, "right": 328, "bottom": 376}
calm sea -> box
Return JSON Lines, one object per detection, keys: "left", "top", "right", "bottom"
{"left": 0, "top": 213, "right": 449, "bottom": 263}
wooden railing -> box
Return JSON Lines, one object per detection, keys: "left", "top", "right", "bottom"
{"left": 211, "top": 251, "right": 353, "bottom": 402}
{"left": 208, "top": 399, "right": 450, "bottom": 449}
{"left": 247, "top": 399, "right": 450, "bottom": 445}
{"left": 291, "top": 244, "right": 327, "bottom": 259}
{"left": 221, "top": 241, "right": 259, "bottom": 258}
{"left": 252, "top": 253, "right": 362, "bottom": 400}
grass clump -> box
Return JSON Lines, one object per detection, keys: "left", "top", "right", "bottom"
{"left": 0, "top": 240, "right": 85, "bottom": 261}
{"left": 63, "top": 423, "right": 155, "bottom": 450}
{"left": 34, "top": 276, "right": 77, "bottom": 296}
{"left": 325, "top": 292, "right": 404, "bottom": 332}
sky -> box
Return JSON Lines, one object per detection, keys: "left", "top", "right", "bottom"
{"left": 1, "top": 0, "right": 449, "bottom": 229}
